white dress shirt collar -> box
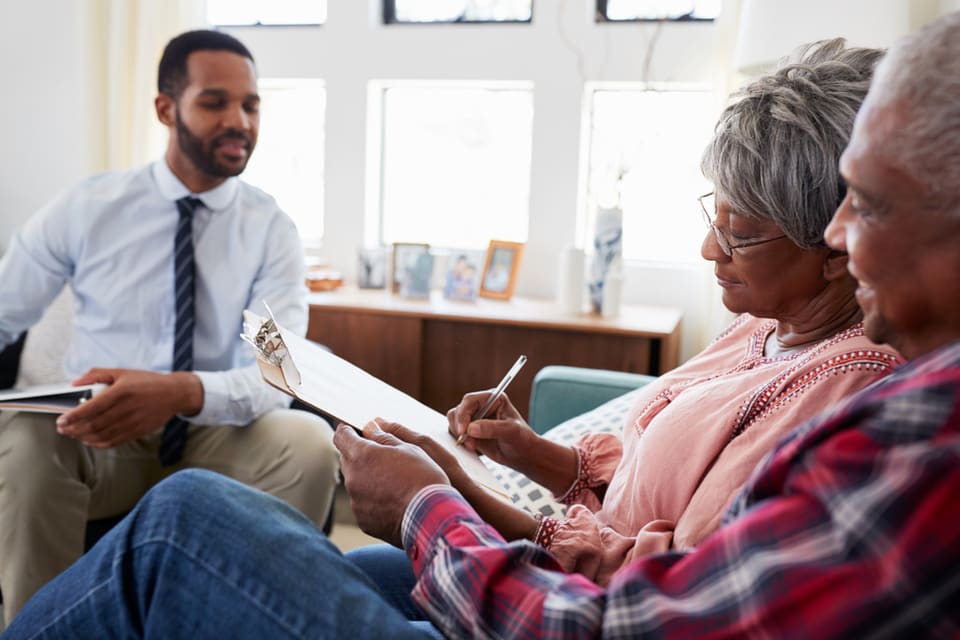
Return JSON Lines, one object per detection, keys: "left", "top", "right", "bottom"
{"left": 151, "top": 159, "right": 239, "bottom": 211}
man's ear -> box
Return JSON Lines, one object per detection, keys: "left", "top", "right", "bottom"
{"left": 155, "top": 93, "right": 175, "bottom": 127}
{"left": 822, "top": 249, "right": 850, "bottom": 281}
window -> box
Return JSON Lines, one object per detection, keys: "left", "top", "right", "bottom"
{"left": 384, "top": 0, "right": 532, "bottom": 24}
{"left": 241, "top": 79, "right": 326, "bottom": 245}
{"left": 597, "top": 0, "right": 720, "bottom": 21}
{"left": 206, "top": 0, "right": 327, "bottom": 26}
{"left": 375, "top": 82, "right": 534, "bottom": 248}
{"left": 584, "top": 85, "right": 717, "bottom": 263}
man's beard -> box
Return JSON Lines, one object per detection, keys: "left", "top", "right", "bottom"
{"left": 175, "top": 111, "right": 254, "bottom": 178}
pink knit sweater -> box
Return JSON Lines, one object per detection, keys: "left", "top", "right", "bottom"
{"left": 545, "top": 315, "right": 902, "bottom": 585}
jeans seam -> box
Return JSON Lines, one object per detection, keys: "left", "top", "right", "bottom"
{"left": 17, "top": 580, "right": 115, "bottom": 639}
{"left": 127, "top": 536, "right": 306, "bottom": 638}
{"left": 23, "top": 536, "right": 305, "bottom": 639}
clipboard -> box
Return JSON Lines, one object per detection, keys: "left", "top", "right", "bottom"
{"left": 242, "top": 307, "right": 505, "bottom": 496}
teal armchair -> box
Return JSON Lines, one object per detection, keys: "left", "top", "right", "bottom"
{"left": 528, "top": 365, "right": 657, "bottom": 434}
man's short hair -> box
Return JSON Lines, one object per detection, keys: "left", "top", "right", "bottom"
{"left": 157, "top": 29, "right": 255, "bottom": 98}
{"left": 872, "top": 11, "right": 960, "bottom": 211}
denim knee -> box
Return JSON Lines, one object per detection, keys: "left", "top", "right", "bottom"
{"left": 148, "top": 468, "right": 228, "bottom": 501}
{"left": 137, "top": 469, "right": 239, "bottom": 526}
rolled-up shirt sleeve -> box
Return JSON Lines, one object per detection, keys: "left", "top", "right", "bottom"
{"left": 190, "top": 363, "right": 291, "bottom": 426}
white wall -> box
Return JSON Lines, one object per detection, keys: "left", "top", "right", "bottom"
{"left": 2, "top": 1, "right": 953, "bottom": 362}
{"left": 0, "top": 1, "right": 105, "bottom": 249}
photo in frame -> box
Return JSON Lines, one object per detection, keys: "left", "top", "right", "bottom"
{"left": 443, "top": 250, "right": 485, "bottom": 302}
{"left": 479, "top": 240, "right": 524, "bottom": 300}
{"left": 356, "top": 246, "right": 387, "bottom": 289}
{"left": 392, "top": 242, "right": 431, "bottom": 295}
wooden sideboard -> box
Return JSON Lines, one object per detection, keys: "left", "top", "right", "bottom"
{"left": 306, "top": 287, "right": 682, "bottom": 416}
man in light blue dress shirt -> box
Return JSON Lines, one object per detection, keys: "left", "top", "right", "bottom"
{"left": 0, "top": 30, "right": 339, "bottom": 626}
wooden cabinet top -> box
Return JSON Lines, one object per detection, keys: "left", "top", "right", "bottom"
{"left": 307, "top": 286, "right": 683, "bottom": 339}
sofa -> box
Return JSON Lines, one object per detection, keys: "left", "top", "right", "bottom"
{"left": 0, "top": 291, "right": 128, "bottom": 558}
{"left": 528, "top": 365, "right": 656, "bottom": 434}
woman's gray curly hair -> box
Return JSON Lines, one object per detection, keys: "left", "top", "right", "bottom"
{"left": 701, "top": 38, "right": 884, "bottom": 249}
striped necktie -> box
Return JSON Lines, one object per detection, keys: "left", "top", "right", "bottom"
{"left": 159, "top": 196, "right": 202, "bottom": 466}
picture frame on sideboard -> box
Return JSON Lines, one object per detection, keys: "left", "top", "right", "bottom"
{"left": 479, "top": 240, "right": 524, "bottom": 300}
{"left": 392, "top": 242, "right": 431, "bottom": 295}
{"left": 443, "top": 249, "right": 485, "bottom": 302}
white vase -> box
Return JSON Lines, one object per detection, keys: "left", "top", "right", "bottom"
{"left": 601, "top": 260, "right": 623, "bottom": 319}
{"left": 556, "top": 245, "right": 585, "bottom": 314}
{"left": 588, "top": 206, "right": 623, "bottom": 313}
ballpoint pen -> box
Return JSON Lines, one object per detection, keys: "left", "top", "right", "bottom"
{"left": 455, "top": 354, "right": 527, "bottom": 446}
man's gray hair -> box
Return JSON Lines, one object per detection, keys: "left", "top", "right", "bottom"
{"left": 872, "top": 11, "right": 960, "bottom": 211}
{"left": 701, "top": 39, "right": 883, "bottom": 249}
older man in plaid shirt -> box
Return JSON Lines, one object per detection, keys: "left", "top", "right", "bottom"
{"left": 5, "top": 11, "right": 960, "bottom": 640}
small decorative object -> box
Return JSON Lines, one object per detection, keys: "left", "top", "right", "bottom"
{"left": 556, "top": 245, "right": 585, "bottom": 314}
{"left": 601, "top": 257, "right": 623, "bottom": 319}
{"left": 588, "top": 206, "right": 623, "bottom": 313}
{"left": 399, "top": 252, "right": 435, "bottom": 299}
{"left": 479, "top": 240, "right": 524, "bottom": 301}
{"left": 391, "top": 242, "right": 430, "bottom": 294}
{"left": 356, "top": 246, "right": 387, "bottom": 289}
{"left": 443, "top": 250, "right": 485, "bottom": 302}
{"left": 305, "top": 264, "right": 344, "bottom": 292}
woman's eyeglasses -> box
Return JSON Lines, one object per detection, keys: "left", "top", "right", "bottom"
{"left": 698, "top": 192, "right": 788, "bottom": 256}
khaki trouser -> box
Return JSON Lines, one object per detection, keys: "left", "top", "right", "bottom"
{"left": 0, "top": 408, "right": 339, "bottom": 626}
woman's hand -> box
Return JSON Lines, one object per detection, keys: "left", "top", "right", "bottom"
{"left": 446, "top": 391, "right": 540, "bottom": 470}
{"left": 446, "top": 391, "right": 579, "bottom": 495}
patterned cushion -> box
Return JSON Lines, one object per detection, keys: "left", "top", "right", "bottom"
{"left": 484, "top": 387, "right": 643, "bottom": 517}
{"left": 16, "top": 287, "right": 72, "bottom": 387}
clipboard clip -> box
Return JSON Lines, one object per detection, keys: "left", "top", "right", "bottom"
{"left": 241, "top": 301, "right": 302, "bottom": 388}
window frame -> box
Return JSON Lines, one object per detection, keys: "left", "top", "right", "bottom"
{"left": 242, "top": 77, "right": 328, "bottom": 248}
{"left": 206, "top": 0, "right": 327, "bottom": 27}
{"left": 365, "top": 78, "right": 536, "bottom": 250}
{"left": 595, "top": 0, "right": 718, "bottom": 23}
{"left": 579, "top": 80, "right": 718, "bottom": 267}
{"left": 383, "top": 0, "right": 534, "bottom": 25}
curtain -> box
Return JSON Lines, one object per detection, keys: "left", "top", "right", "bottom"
{"left": 93, "top": 0, "right": 207, "bottom": 171}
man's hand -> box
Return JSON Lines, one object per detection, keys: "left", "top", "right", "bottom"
{"left": 55, "top": 369, "right": 204, "bottom": 449}
{"left": 333, "top": 420, "right": 449, "bottom": 547}
{"left": 381, "top": 420, "right": 542, "bottom": 542}
{"left": 377, "top": 420, "right": 479, "bottom": 499}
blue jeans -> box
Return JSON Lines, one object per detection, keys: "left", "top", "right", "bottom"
{"left": 345, "top": 544, "right": 426, "bottom": 621}
{"left": 3, "top": 470, "right": 439, "bottom": 640}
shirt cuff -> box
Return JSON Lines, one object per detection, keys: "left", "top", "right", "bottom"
{"left": 401, "top": 485, "right": 484, "bottom": 575}
{"left": 554, "top": 446, "right": 588, "bottom": 504}
{"left": 188, "top": 370, "right": 231, "bottom": 425}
